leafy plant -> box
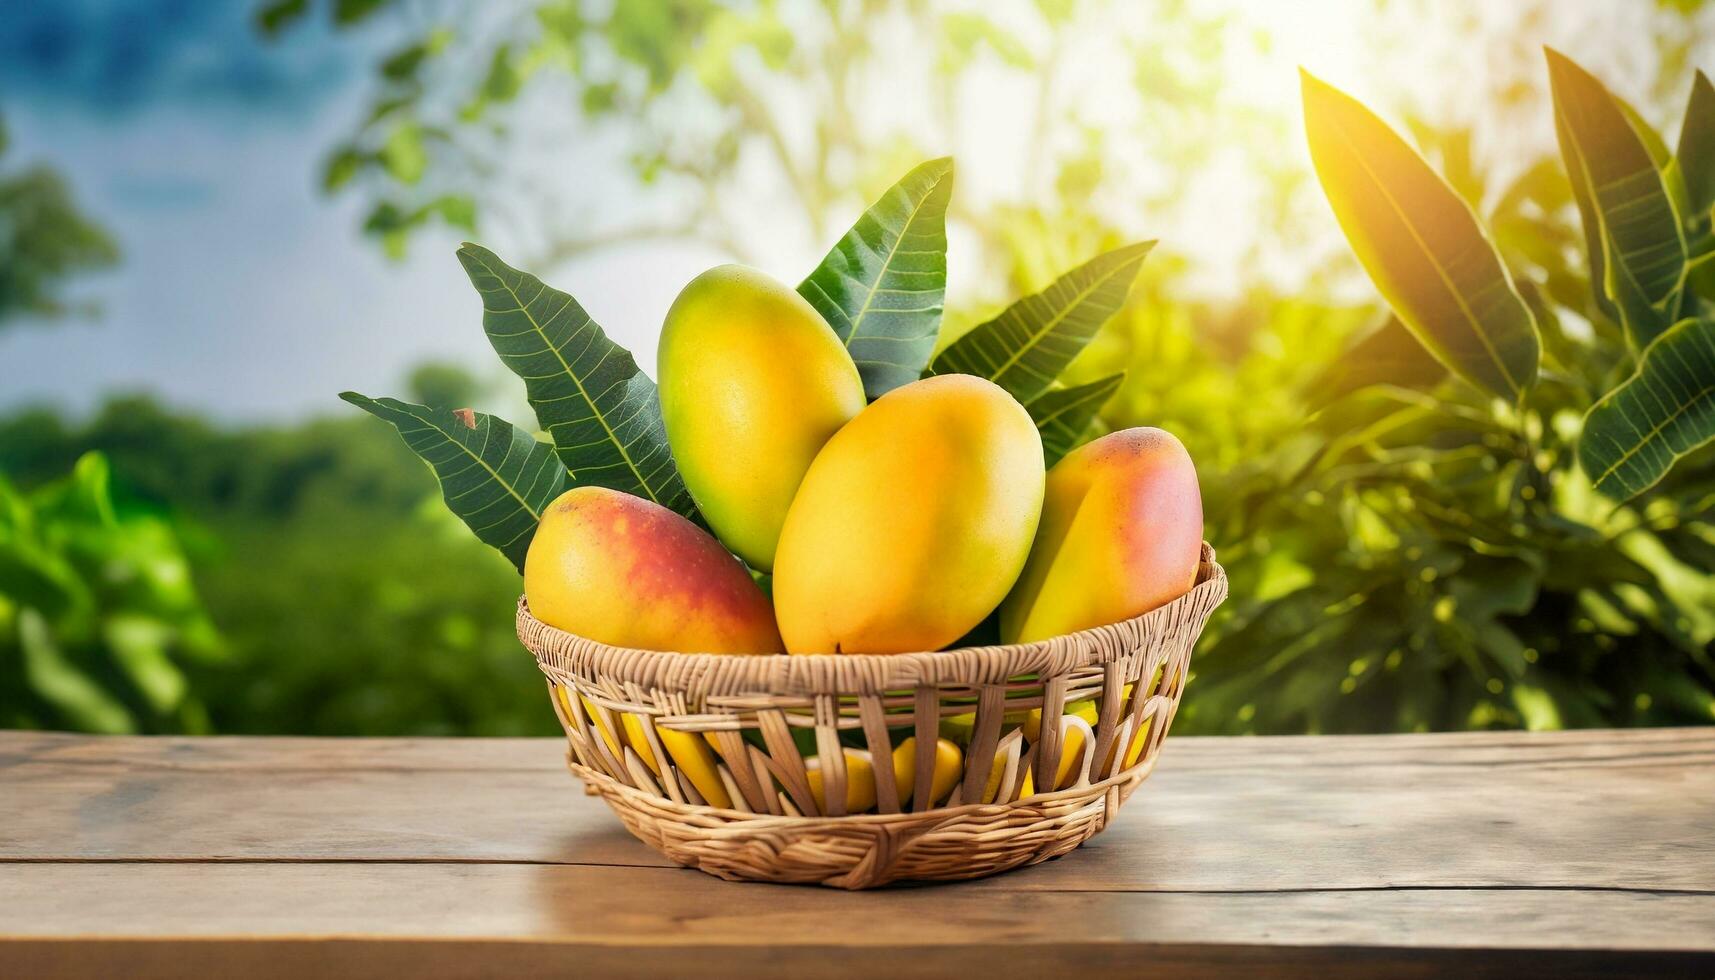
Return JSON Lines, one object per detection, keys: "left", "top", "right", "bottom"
{"left": 0, "top": 453, "right": 223, "bottom": 732}
{"left": 349, "top": 160, "right": 1148, "bottom": 569}
{"left": 1178, "top": 52, "right": 1715, "bottom": 735}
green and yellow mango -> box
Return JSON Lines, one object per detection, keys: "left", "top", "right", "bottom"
{"left": 657, "top": 265, "right": 865, "bottom": 571}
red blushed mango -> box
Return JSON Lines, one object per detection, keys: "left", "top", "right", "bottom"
{"left": 998, "top": 427, "right": 1202, "bottom": 644}
{"left": 524, "top": 487, "right": 783, "bottom": 654}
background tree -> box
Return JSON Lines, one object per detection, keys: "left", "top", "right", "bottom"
{"left": 0, "top": 112, "right": 118, "bottom": 329}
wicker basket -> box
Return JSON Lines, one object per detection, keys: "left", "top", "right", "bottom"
{"left": 518, "top": 543, "right": 1226, "bottom": 889}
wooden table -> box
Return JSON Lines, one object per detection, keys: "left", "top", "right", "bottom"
{"left": 2, "top": 729, "right": 1711, "bottom": 978}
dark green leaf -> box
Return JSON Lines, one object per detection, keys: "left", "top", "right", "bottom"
{"left": 1027, "top": 373, "right": 1124, "bottom": 467}
{"left": 340, "top": 392, "right": 569, "bottom": 570}
{"left": 798, "top": 157, "right": 953, "bottom": 399}
{"left": 1578, "top": 318, "right": 1715, "bottom": 501}
{"left": 454, "top": 243, "right": 692, "bottom": 515}
{"left": 255, "top": 0, "right": 309, "bottom": 35}
{"left": 1677, "top": 70, "right": 1715, "bottom": 221}
{"left": 1301, "top": 71, "right": 1539, "bottom": 402}
{"left": 333, "top": 0, "right": 391, "bottom": 26}
{"left": 932, "top": 241, "right": 1152, "bottom": 403}
{"left": 1547, "top": 48, "right": 1687, "bottom": 349}
{"left": 1556, "top": 106, "right": 1621, "bottom": 325}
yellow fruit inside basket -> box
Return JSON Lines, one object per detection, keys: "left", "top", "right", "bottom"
{"left": 804, "top": 749, "right": 878, "bottom": 814}
{"left": 891, "top": 737, "right": 963, "bottom": 805}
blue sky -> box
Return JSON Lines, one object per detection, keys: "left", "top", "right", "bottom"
{"left": 0, "top": 0, "right": 713, "bottom": 420}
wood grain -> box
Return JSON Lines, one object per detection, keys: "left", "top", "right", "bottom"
{"left": 2, "top": 729, "right": 1712, "bottom": 977}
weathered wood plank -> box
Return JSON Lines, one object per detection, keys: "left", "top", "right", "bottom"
{"left": 11, "top": 861, "right": 1705, "bottom": 948}
{"left": 4, "top": 730, "right": 1711, "bottom": 894}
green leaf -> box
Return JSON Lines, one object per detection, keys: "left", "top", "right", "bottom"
{"left": 1578, "top": 318, "right": 1715, "bottom": 501}
{"left": 1677, "top": 70, "right": 1715, "bottom": 221}
{"left": 455, "top": 243, "right": 692, "bottom": 515}
{"left": 255, "top": 0, "right": 309, "bottom": 35}
{"left": 1027, "top": 373, "right": 1124, "bottom": 467}
{"left": 798, "top": 157, "right": 953, "bottom": 399}
{"left": 1547, "top": 48, "right": 1687, "bottom": 349}
{"left": 104, "top": 615, "right": 186, "bottom": 714}
{"left": 932, "top": 242, "right": 1152, "bottom": 403}
{"left": 340, "top": 392, "right": 569, "bottom": 571}
{"left": 18, "top": 609, "right": 134, "bottom": 734}
{"left": 1300, "top": 71, "right": 1539, "bottom": 403}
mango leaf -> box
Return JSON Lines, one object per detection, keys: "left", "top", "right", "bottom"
{"left": 1555, "top": 107, "right": 1621, "bottom": 326}
{"left": 340, "top": 392, "right": 568, "bottom": 571}
{"left": 932, "top": 242, "right": 1152, "bottom": 403}
{"left": 1578, "top": 317, "right": 1715, "bottom": 501}
{"left": 1547, "top": 48, "right": 1687, "bottom": 349}
{"left": 1677, "top": 70, "right": 1715, "bottom": 223}
{"left": 1301, "top": 71, "right": 1539, "bottom": 403}
{"left": 1027, "top": 373, "right": 1124, "bottom": 467}
{"left": 798, "top": 157, "right": 953, "bottom": 399}
{"left": 456, "top": 243, "right": 692, "bottom": 514}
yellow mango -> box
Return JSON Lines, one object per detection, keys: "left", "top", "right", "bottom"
{"left": 525, "top": 486, "right": 783, "bottom": 653}
{"left": 1022, "top": 698, "right": 1099, "bottom": 743}
{"left": 890, "top": 737, "right": 963, "bottom": 805}
{"left": 804, "top": 749, "right": 878, "bottom": 814}
{"left": 656, "top": 726, "right": 733, "bottom": 809}
{"left": 979, "top": 749, "right": 1011, "bottom": 804}
{"left": 999, "top": 427, "right": 1203, "bottom": 644}
{"left": 1030, "top": 716, "right": 1092, "bottom": 792}
{"left": 657, "top": 265, "right": 865, "bottom": 570}
{"left": 575, "top": 692, "right": 623, "bottom": 761}
{"left": 620, "top": 713, "right": 661, "bottom": 776}
{"left": 774, "top": 375, "right": 1045, "bottom": 653}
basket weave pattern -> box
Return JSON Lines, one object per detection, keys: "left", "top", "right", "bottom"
{"left": 519, "top": 544, "right": 1227, "bottom": 888}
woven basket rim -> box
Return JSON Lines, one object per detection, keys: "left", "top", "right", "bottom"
{"left": 518, "top": 542, "right": 1226, "bottom": 696}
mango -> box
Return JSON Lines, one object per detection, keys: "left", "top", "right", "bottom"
{"left": 614, "top": 714, "right": 733, "bottom": 808}
{"left": 891, "top": 737, "right": 963, "bottom": 805}
{"left": 655, "top": 726, "right": 733, "bottom": 808}
{"left": 804, "top": 749, "right": 878, "bottom": 814}
{"left": 773, "top": 375, "right": 1045, "bottom": 654}
{"left": 999, "top": 427, "right": 1202, "bottom": 644}
{"left": 1027, "top": 715, "right": 1093, "bottom": 792}
{"left": 657, "top": 265, "right": 865, "bottom": 571}
{"left": 1022, "top": 699, "right": 1099, "bottom": 743}
{"left": 525, "top": 486, "right": 783, "bottom": 653}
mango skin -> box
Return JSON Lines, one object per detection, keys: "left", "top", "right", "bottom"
{"left": 658, "top": 265, "right": 865, "bottom": 571}
{"left": 999, "top": 427, "right": 1202, "bottom": 645}
{"left": 773, "top": 374, "right": 1045, "bottom": 654}
{"left": 524, "top": 486, "right": 783, "bottom": 654}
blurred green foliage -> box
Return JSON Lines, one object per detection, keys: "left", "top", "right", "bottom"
{"left": 0, "top": 400, "right": 555, "bottom": 735}
{"left": 0, "top": 452, "right": 221, "bottom": 732}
